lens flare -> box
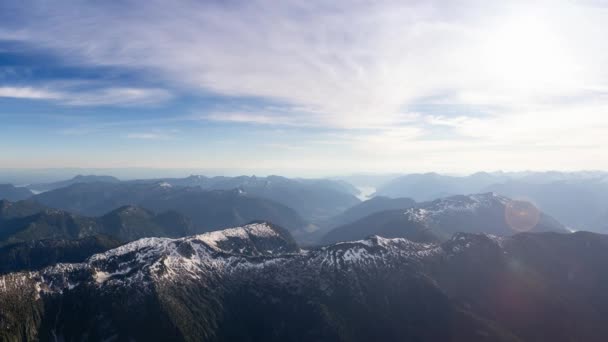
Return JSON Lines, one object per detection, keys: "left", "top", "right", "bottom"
{"left": 505, "top": 199, "right": 540, "bottom": 232}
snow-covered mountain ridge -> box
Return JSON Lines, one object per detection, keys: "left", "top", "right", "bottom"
{"left": 2, "top": 222, "right": 608, "bottom": 341}
{"left": 0, "top": 222, "right": 458, "bottom": 298}
{"left": 404, "top": 192, "right": 510, "bottom": 223}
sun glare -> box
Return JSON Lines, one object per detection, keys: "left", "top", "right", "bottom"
{"left": 482, "top": 13, "right": 573, "bottom": 91}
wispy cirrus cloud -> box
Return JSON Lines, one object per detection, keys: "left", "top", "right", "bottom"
{"left": 125, "top": 132, "right": 172, "bottom": 140}
{"left": 0, "top": 85, "right": 172, "bottom": 106}
{"left": 0, "top": 86, "right": 62, "bottom": 100}
{"left": 2, "top": 0, "right": 608, "bottom": 171}
{"left": 4, "top": 1, "right": 607, "bottom": 117}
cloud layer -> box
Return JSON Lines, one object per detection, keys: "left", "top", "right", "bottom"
{"left": 1, "top": 0, "right": 608, "bottom": 172}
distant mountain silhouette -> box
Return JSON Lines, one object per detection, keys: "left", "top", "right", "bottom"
{"left": 485, "top": 178, "right": 608, "bottom": 231}
{"left": 27, "top": 175, "right": 121, "bottom": 192}
{"left": 33, "top": 182, "right": 308, "bottom": 234}
{"left": 0, "top": 200, "right": 46, "bottom": 220}
{"left": 0, "top": 201, "right": 194, "bottom": 248}
{"left": 27, "top": 174, "right": 360, "bottom": 223}
{"left": 99, "top": 205, "right": 194, "bottom": 242}
{"left": 0, "top": 200, "right": 198, "bottom": 274}
{"left": 129, "top": 175, "right": 360, "bottom": 222}
{"left": 374, "top": 172, "right": 608, "bottom": 232}
{"left": 373, "top": 172, "right": 509, "bottom": 201}
{"left": 0, "top": 184, "right": 33, "bottom": 201}
{"left": 323, "top": 193, "right": 567, "bottom": 244}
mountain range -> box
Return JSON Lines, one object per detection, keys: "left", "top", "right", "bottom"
{"left": 17, "top": 171, "right": 608, "bottom": 233}
{"left": 0, "top": 200, "right": 201, "bottom": 274}
{"left": 485, "top": 179, "right": 608, "bottom": 231}
{"left": 0, "top": 198, "right": 218, "bottom": 245}
{"left": 372, "top": 171, "right": 608, "bottom": 232}
{"left": 373, "top": 171, "right": 608, "bottom": 201}
{"left": 322, "top": 193, "right": 567, "bottom": 244}
{"left": 1, "top": 222, "right": 605, "bottom": 341}
{"left": 136, "top": 175, "right": 361, "bottom": 222}
{"left": 373, "top": 172, "right": 510, "bottom": 200}
{"left": 27, "top": 175, "right": 121, "bottom": 192}
{"left": 28, "top": 175, "right": 361, "bottom": 223}
{"left": 32, "top": 182, "right": 308, "bottom": 235}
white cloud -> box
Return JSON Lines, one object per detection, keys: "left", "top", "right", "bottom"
{"left": 0, "top": 85, "right": 172, "bottom": 106}
{"left": 0, "top": 87, "right": 62, "bottom": 100}
{"left": 3, "top": 0, "right": 608, "bottom": 171}
{"left": 203, "top": 112, "right": 310, "bottom": 127}
{"left": 6, "top": 1, "right": 607, "bottom": 116}
{"left": 63, "top": 87, "right": 172, "bottom": 106}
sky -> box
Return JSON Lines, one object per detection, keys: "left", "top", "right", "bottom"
{"left": 1, "top": 0, "right": 607, "bottom": 176}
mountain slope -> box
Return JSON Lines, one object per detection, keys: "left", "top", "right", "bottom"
{"left": 99, "top": 205, "right": 195, "bottom": 241}
{"left": 0, "top": 209, "right": 101, "bottom": 247}
{"left": 0, "top": 201, "right": 198, "bottom": 274}
{"left": 0, "top": 184, "right": 34, "bottom": 201}
{"left": 0, "top": 199, "right": 195, "bottom": 245}
{"left": 590, "top": 210, "right": 608, "bottom": 232}
{"left": 322, "top": 209, "right": 440, "bottom": 244}
{"left": 325, "top": 196, "right": 416, "bottom": 228}
{"left": 323, "top": 193, "right": 567, "bottom": 244}
{"left": 0, "top": 200, "right": 46, "bottom": 220}
{"left": 3, "top": 224, "right": 608, "bottom": 341}
{"left": 0, "top": 235, "right": 121, "bottom": 274}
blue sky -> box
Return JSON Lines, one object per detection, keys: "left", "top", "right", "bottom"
{"left": 1, "top": 0, "right": 608, "bottom": 175}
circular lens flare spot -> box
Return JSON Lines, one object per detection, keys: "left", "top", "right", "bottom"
{"left": 505, "top": 200, "right": 540, "bottom": 232}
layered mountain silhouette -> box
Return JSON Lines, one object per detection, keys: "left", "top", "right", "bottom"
{"left": 0, "top": 201, "right": 194, "bottom": 248}
{"left": 0, "top": 201, "right": 198, "bottom": 273}
{"left": 322, "top": 193, "right": 567, "bottom": 244}
{"left": 1, "top": 223, "right": 607, "bottom": 341}
{"left": 371, "top": 171, "right": 608, "bottom": 232}
{"left": 0, "top": 199, "right": 46, "bottom": 220}
{"left": 27, "top": 175, "right": 121, "bottom": 192}
{"left": 0, "top": 184, "right": 34, "bottom": 201}
{"left": 0, "top": 207, "right": 101, "bottom": 247}
{"left": 485, "top": 178, "right": 608, "bottom": 230}
{"left": 129, "top": 175, "right": 360, "bottom": 222}
{"left": 373, "top": 172, "right": 509, "bottom": 200}
{"left": 99, "top": 205, "right": 194, "bottom": 242}
{"left": 32, "top": 182, "right": 308, "bottom": 234}
{"left": 16, "top": 175, "right": 360, "bottom": 228}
